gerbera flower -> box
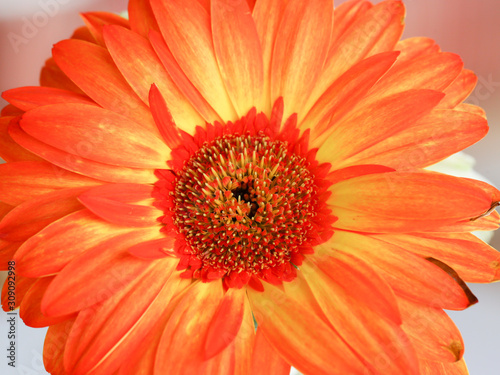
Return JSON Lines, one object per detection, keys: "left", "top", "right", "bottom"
{"left": 1, "top": 0, "right": 499, "bottom": 374}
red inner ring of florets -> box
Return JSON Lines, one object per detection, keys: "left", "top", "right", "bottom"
{"left": 153, "top": 106, "right": 335, "bottom": 290}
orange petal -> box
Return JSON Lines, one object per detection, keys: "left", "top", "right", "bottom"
{"left": 0, "top": 116, "right": 41, "bottom": 162}
{"left": 343, "top": 108, "right": 488, "bottom": 169}
{"left": 40, "top": 57, "right": 84, "bottom": 94}
{"left": 374, "top": 232, "right": 500, "bottom": 283}
{"left": 329, "top": 231, "right": 478, "bottom": 310}
{"left": 43, "top": 318, "right": 76, "bottom": 375}
{"left": 128, "top": 0, "right": 159, "bottom": 37}
{"left": 20, "top": 277, "right": 74, "bottom": 328}
{"left": 70, "top": 25, "right": 96, "bottom": 43}
{"left": 0, "top": 187, "right": 86, "bottom": 242}
{"left": 419, "top": 359, "right": 468, "bottom": 375}
{"left": 149, "top": 32, "right": 220, "bottom": 124}
{"left": 103, "top": 25, "right": 205, "bottom": 132}
{"left": 232, "top": 298, "right": 255, "bottom": 375}
{"left": 0, "top": 201, "right": 13, "bottom": 220}
{"left": 1, "top": 104, "right": 24, "bottom": 117}
{"left": 329, "top": 171, "right": 497, "bottom": 232}
{"left": 434, "top": 209, "right": 500, "bottom": 232}
{"left": 2, "top": 86, "right": 94, "bottom": 111}
{"left": 78, "top": 196, "right": 161, "bottom": 228}
{"left": 21, "top": 103, "right": 169, "bottom": 169}
{"left": 395, "top": 37, "right": 440, "bottom": 62}
{"left": 0, "top": 161, "right": 100, "bottom": 206}
{"left": 302, "top": 257, "right": 418, "bottom": 374}
{"left": 327, "top": 164, "right": 395, "bottom": 185}
{"left": 13, "top": 210, "right": 130, "bottom": 277}
{"left": 316, "top": 90, "right": 444, "bottom": 164}
{"left": 0, "top": 241, "right": 20, "bottom": 270}
{"left": 246, "top": 0, "right": 256, "bottom": 10}
{"left": 251, "top": 329, "right": 290, "bottom": 375}
{"left": 148, "top": 83, "right": 183, "bottom": 149}
{"left": 128, "top": 237, "right": 174, "bottom": 260}
{"left": 150, "top": 0, "right": 236, "bottom": 121}
{"left": 63, "top": 258, "right": 176, "bottom": 375}
{"left": 77, "top": 184, "right": 160, "bottom": 228}
{"left": 356, "top": 1, "right": 405, "bottom": 57}
{"left": 455, "top": 102, "right": 486, "bottom": 118}
{"left": 75, "top": 182, "right": 153, "bottom": 203}
{"left": 252, "top": 0, "right": 288, "bottom": 113}
{"left": 398, "top": 298, "right": 464, "bottom": 363}
{"left": 1, "top": 275, "right": 36, "bottom": 311}
{"left": 201, "top": 290, "right": 254, "bottom": 375}
{"left": 9, "top": 122, "right": 157, "bottom": 184}
{"left": 52, "top": 39, "right": 158, "bottom": 134}
{"left": 81, "top": 11, "right": 130, "bottom": 47}
{"left": 301, "top": 50, "right": 399, "bottom": 137}
{"left": 41, "top": 228, "right": 161, "bottom": 317}
{"left": 330, "top": 0, "right": 372, "bottom": 45}
{"left": 307, "top": 251, "right": 401, "bottom": 324}
{"left": 93, "top": 275, "right": 191, "bottom": 375}
{"left": 270, "top": 0, "right": 333, "bottom": 119}
{"left": 154, "top": 281, "right": 224, "bottom": 374}
{"left": 196, "top": 0, "right": 210, "bottom": 12}
{"left": 368, "top": 52, "right": 463, "bottom": 101}
{"left": 248, "top": 282, "right": 366, "bottom": 375}
{"left": 117, "top": 325, "right": 163, "bottom": 375}
{"left": 211, "top": 0, "right": 264, "bottom": 116}
{"left": 315, "top": 0, "right": 405, "bottom": 103}
{"left": 204, "top": 287, "right": 245, "bottom": 359}
{"left": 438, "top": 69, "right": 477, "bottom": 109}
{"left": 202, "top": 341, "right": 236, "bottom": 375}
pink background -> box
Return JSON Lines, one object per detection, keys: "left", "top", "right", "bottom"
{"left": 0, "top": 1, "right": 499, "bottom": 374}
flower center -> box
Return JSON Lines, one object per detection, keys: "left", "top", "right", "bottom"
{"left": 153, "top": 106, "right": 335, "bottom": 289}
{"left": 172, "top": 134, "right": 318, "bottom": 285}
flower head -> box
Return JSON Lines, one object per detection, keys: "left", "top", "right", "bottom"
{"left": 1, "top": 0, "right": 499, "bottom": 374}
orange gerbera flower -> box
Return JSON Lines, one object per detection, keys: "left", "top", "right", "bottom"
{"left": 1, "top": 0, "right": 499, "bottom": 374}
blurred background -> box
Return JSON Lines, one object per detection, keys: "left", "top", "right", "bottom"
{"left": 0, "top": 0, "right": 499, "bottom": 374}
